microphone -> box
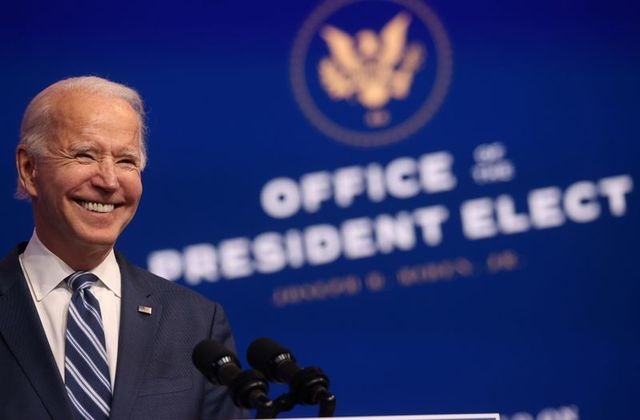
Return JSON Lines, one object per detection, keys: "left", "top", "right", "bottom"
{"left": 192, "top": 339, "right": 272, "bottom": 410}
{"left": 247, "top": 337, "right": 335, "bottom": 408}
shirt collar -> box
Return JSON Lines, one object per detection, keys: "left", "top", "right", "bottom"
{"left": 20, "top": 231, "right": 122, "bottom": 301}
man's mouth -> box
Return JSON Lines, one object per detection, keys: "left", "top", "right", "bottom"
{"left": 78, "top": 200, "right": 116, "bottom": 213}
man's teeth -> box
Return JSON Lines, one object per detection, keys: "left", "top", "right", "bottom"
{"left": 81, "top": 201, "right": 115, "bottom": 213}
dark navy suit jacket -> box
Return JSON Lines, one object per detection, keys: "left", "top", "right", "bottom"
{"left": 0, "top": 243, "right": 246, "bottom": 419}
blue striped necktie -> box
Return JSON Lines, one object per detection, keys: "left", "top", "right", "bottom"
{"left": 64, "top": 272, "right": 112, "bottom": 420}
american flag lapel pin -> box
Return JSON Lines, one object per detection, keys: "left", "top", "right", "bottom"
{"left": 137, "top": 305, "right": 153, "bottom": 315}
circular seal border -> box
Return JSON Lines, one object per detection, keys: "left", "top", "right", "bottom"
{"left": 290, "top": 0, "right": 453, "bottom": 147}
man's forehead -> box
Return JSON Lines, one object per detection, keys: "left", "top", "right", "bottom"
{"left": 51, "top": 90, "right": 139, "bottom": 124}
{"left": 44, "top": 92, "right": 141, "bottom": 151}
{"left": 48, "top": 92, "right": 139, "bottom": 135}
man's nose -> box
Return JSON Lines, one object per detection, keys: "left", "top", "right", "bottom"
{"left": 92, "top": 159, "right": 119, "bottom": 190}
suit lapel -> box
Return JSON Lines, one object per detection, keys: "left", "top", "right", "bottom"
{"left": 110, "top": 254, "right": 163, "bottom": 419}
{"left": 0, "top": 246, "right": 73, "bottom": 420}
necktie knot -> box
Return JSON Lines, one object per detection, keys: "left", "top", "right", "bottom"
{"left": 67, "top": 271, "right": 99, "bottom": 293}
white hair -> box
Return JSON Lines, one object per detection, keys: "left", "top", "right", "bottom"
{"left": 16, "top": 76, "right": 147, "bottom": 199}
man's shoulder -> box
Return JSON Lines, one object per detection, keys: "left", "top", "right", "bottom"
{"left": 0, "top": 243, "right": 27, "bottom": 292}
{"left": 0, "top": 243, "right": 27, "bottom": 266}
{"left": 114, "top": 250, "right": 218, "bottom": 309}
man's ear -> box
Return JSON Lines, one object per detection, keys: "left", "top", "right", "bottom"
{"left": 16, "top": 146, "right": 39, "bottom": 198}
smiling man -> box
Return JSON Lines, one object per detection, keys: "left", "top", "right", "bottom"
{"left": 0, "top": 76, "right": 244, "bottom": 419}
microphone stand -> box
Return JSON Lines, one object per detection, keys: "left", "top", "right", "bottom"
{"left": 317, "top": 389, "right": 336, "bottom": 417}
{"left": 254, "top": 387, "right": 336, "bottom": 418}
{"left": 253, "top": 393, "right": 277, "bottom": 419}
{"left": 255, "top": 392, "right": 296, "bottom": 418}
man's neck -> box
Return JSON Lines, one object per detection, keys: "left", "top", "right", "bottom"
{"left": 34, "top": 231, "right": 112, "bottom": 271}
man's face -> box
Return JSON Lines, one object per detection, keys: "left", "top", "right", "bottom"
{"left": 20, "top": 91, "right": 143, "bottom": 260}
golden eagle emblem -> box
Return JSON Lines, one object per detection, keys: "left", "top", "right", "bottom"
{"left": 318, "top": 12, "right": 425, "bottom": 127}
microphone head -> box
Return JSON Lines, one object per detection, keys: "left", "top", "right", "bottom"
{"left": 247, "top": 337, "right": 297, "bottom": 382}
{"left": 192, "top": 339, "right": 241, "bottom": 385}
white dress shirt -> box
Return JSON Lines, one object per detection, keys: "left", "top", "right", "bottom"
{"left": 19, "top": 231, "right": 121, "bottom": 387}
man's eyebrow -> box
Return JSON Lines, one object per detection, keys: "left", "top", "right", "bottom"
{"left": 118, "top": 150, "right": 142, "bottom": 161}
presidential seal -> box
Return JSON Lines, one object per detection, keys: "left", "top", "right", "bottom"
{"left": 291, "top": 0, "right": 453, "bottom": 147}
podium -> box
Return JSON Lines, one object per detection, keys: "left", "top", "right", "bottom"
{"left": 278, "top": 415, "right": 500, "bottom": 420}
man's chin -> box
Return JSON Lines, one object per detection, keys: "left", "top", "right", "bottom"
{"left": 73, "top": 231, "right": 120, "bottom": 251}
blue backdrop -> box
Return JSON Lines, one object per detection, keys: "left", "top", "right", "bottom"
{"left": 1, "top": 1, "right": 639, "bottom": 419}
